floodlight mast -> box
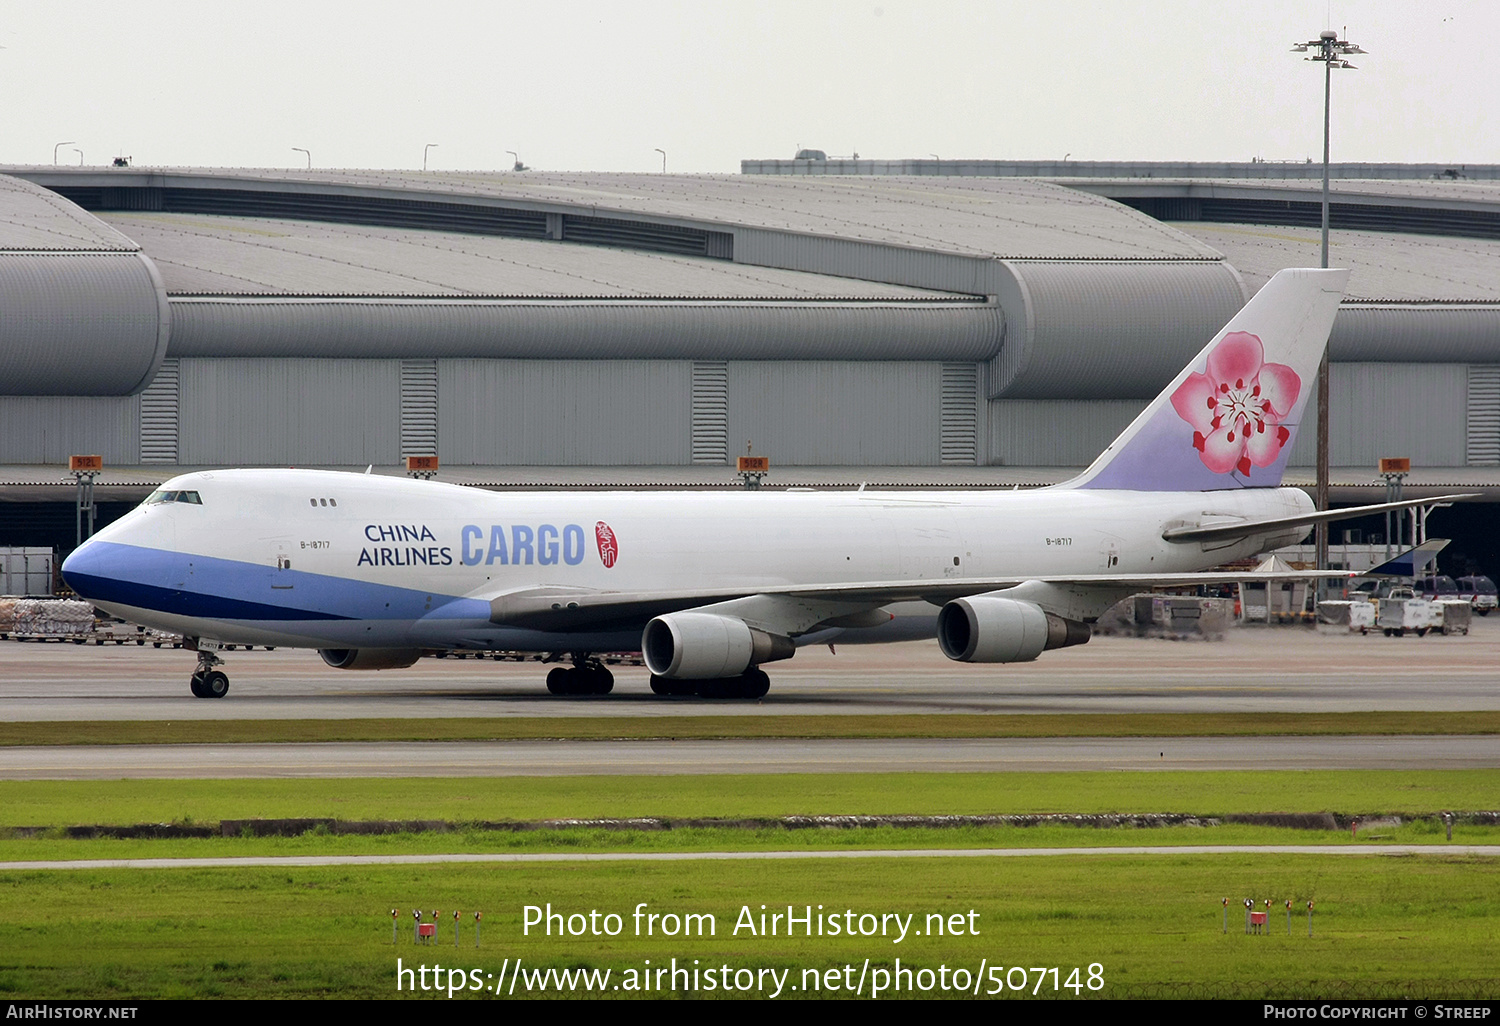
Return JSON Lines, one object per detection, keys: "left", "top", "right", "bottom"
{"left": 1292, "top": 27, "right": 1364, "bottom": 587}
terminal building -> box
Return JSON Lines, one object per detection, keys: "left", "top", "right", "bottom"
{"left": 1, "top": 161, "right": 1497, "bottom": 571}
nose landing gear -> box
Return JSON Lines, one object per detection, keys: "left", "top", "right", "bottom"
{"left": 189, "top": 650, "right": 229, "bottom": 699}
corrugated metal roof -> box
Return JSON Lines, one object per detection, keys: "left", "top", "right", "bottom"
{"left": 1068, "top": 176, "right": 1500, "bottom": 209}
{"left": 0, "top": 175, "right": 138, "bottom": 252}
{"left": 21, "top": 167, "right": 1223, "bottom": 261}
{"left": 97, "top": 211, "right": 966, "bottom": 299}
{"left": 1171, "top": 222, "right": 1500, "bottom": 302}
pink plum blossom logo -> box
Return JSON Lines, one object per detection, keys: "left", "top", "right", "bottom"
{"left": 1169, "top": 332, "right": 1300, "bottom": 478}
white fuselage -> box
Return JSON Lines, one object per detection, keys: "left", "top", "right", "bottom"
{"left": 63, "top": 469, "right": 1312, "bottom": 652}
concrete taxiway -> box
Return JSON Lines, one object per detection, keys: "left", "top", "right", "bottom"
{"left": 2, "top": 621, "right": 1499, "bottom": 721}
{"left": 1, "top": 735, "right": 1496, "bottom": 779}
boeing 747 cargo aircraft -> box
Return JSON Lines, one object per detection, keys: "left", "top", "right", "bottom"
{"left": 61, "top": 268, "right": 1464, "bottom": 699}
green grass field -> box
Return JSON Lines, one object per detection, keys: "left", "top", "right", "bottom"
{"left": 0, "top": 768, "right": 1495, "bottom": 998}
{"left": 0, "top": 852, "right": 1495, "bottom": 999}
{"left": 3, "top": 769, "right": 1496, "bottom": 828}
{"left": 4, "top": 710, "right": 1499, "bottom": 746}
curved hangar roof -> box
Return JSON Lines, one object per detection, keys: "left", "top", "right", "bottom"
{"left": 0, "top": 166, "right": 1495, "bottom": 398}
{"left": 0, "top": 176, "right": 168, "bottom": 396}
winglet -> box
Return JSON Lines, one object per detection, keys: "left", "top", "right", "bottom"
{"left": 1069, "top": 268, "right": 1350, "bottom": 491}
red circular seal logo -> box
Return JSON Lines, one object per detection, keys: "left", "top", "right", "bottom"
{"left": 594, "top": 521, "right": 619, "bottom": 569}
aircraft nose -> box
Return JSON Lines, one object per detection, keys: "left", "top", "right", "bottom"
{"left": 60, "top": 538, "right": 109, "bottom": 600}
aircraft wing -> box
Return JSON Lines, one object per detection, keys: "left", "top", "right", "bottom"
{"left": 480, "top": 568, "right": 1349, "bottom": 634}
{"left": 1160, "top": 494, "right": 1477, "bottom": 544}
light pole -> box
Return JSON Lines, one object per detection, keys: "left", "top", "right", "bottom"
{"left": 507, "top": 150, "right": 525, "bottom": 171}
{"left": 654, "top": 148, "right": 667, "bottom": 173}
{"left": 72, "top": 148, "right": 84, "bottom": 166}
{"left": 53, "top": 141, "right": 75, "bottom": 165}
{"left": 292, "top": 147, "right": 311, "bottom": 169}
{"left": 1291, "top": 27, "right": 1364, "bottom": 586}
{"left": 424, "top": 143, "right": 438, "bottom": 171}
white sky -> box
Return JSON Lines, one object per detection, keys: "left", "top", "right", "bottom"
{"left": 3, "top": 1, "right": 1496, "bottom": 173}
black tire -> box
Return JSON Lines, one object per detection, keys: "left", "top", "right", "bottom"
{"left": 740, "top": 667, "right": 770, "bottom": 699}
{"left": 698, "top": 669, "right": 770, "bottom": 699}
{"left": 589, "top": 666, "right": 615, "bottom": 695}
{"left": 189, "top": 672, "right": 207, "bottom": 698}
{"left": 546, "top": 666, "right": 572, "bottom": 696}
{"left": 1477, "top": 609, "right": 1490, "bottom": 617}
{"left": 202, "top": 670, "right": 229, "bottom": 698}
{"left": 1416, "top": 628, "right": 1428, "bottom": 638}
{"left": 649, "top": 674, "right": 695, "bottom": 697}
{"left": 696, "top": 677, "right": 736, "bottom": 699}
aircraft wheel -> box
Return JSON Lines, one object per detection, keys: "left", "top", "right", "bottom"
{"left": 588, "top": 666, "right": 615, "bottom": 695}
{"left": 649, "top": 674, "right": 695, "bottom": 697}
{"left": 201, "top": 670, "right": 229, "bottom": 699}
{"left": 189, "top": 672, "right": 207, "bottom": 698}
{"left": 697, "top": 669, "right": 770, "bottom": 699}
{"left": 696, "top": 677, "right": 736, "bottom": 699}
{"left": 739, "top": 667, "right": 770, "bottom": 699}
{"left": 546, "top": 667, "right": 572, "bottom": 695}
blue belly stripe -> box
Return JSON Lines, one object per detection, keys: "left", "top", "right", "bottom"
{"left": 63, "top": 571, "right": 353, "bottom": 622}
{"left": 62, "top": 541, "right": 467, "bottom": 622}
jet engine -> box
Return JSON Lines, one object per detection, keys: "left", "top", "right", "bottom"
{"left": 642, "top": 612, "right": 795, "bottom": 679}
{"left": 936, "top": 596, "right": 1091, "bottom": 663}
{"left": 318, "top": 648, "right": 424, "bottom": 670}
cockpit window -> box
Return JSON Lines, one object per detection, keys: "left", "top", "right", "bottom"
{"left": 145, "top": 489, "right": 203, "bottom": 506}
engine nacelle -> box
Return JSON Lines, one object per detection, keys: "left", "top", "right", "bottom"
{"left": 937, "top": 596, "right": 1091, "bottom": 663}
{"left": 642, "top": 612, "right": 795, "bottom": 679}
{"left": 318, "top": 648, "right": 423, "bottom": 670}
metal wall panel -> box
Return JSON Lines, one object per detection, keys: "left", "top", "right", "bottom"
{"left": 1466, "top": 366, "right": 1500, "bottom": 466}
{"left": 726, "top": 362, "right": 941, "bottom": 466}
{"left": 438, "top": 360, "right": 692, "bottom": 466}
{"left": 989, "top": 261, "right": 1248, "bottom": 399}
{"left": 0, "top": 396, "right": 140, "bottom": 464}
{"left": 1285, "top": 363, "right": 1468, "bottom": 468}
{"left": 1330, "top": 305, "right": 1500, "bottom": 363}
{"left": 177, "top": 359, "right": 400, "bottom": 465}
{"left": 940, "top": 363, "right": 980, "bottom": 465}
{"left": 138, "top": 359, "right": 179, "bottom": 463}
{"left": 399, "top": 360, "right": 439, "bottom": 459}
{"left": 988, "top": 399, "right": 1145, "bottom": 467}
{"left": 691, "top": 362, "right": 729, "bottom": 464}
{"left": 167, "top": 297, "right": 1000, "bottom": 362}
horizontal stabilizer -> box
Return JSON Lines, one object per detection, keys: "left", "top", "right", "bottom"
{"left": 1366, "top": 539, "right": 1449, "bottom": 578}
{"left": 1161, "top": 493, "right": 1478, "bottom": 544}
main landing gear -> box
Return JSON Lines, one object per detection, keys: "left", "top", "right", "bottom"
{"left": 189, "top": 650, "right": 229, "bottom": 699}
{"left": 545, "top": 655, "right": 614, "bottom": 696}
{"left": 649, "top": 667, "right": 770, "bottom": 700}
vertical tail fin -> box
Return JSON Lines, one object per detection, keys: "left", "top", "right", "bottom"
{"left": 1070, "top": 267, "right": 1349, "bottom": 491}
